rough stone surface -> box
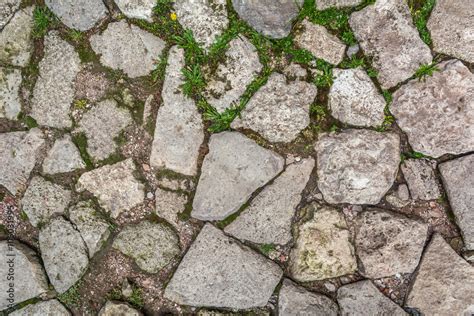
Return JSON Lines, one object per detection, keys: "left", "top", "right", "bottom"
{"left": 21, "top": 176, "right": 71, "bottom": 227}
{"left": 290, "top": 205, "right": 357, "bottom": 281}
{"left": 204, "top": 36, "right": 262, "bottom": 112}
{"left": 316, "top": 0, "right": 363, "bottom": 10}
{"left": 0, "top": 6, "right": 33, "bottom": 67}
{"left": 0, "top": 241, "right": 48, "bottom": 311}
{"left": 295, "top": 19, "right": 346, "bottom": 65}
{"left": 225, "top": 158, "right": 314, "bottom": 245}
{"left": 76, "top": 99, "right": 132, "bottom": 162}
{"left": 349, "top": 0, "right": 432, "bottom": 89}
{"left": 98, "top": 301, "right": 141, "bottom": 316}
{"left": 90, "top": 21, "right": 166, "bottom": 78}
{"left": 401, "top": 159, "right": 440, "bottom": 200}
{"left": 0, "top": 129, "right": 44, "bottom": 195}
{"left": 10, "top": 300, "right": 70, "bottom": 316}
{"left": 337, "top": 280, "right": 407, "bottom": 316}
{"left": 232, "top": 0, "right": 303, "bottom": 39}
{"left": 278, "top": 279, "right": 338, "bottom": 316}
{"left": 76, "top": 159, "right": 145, "bottom": 218}
{"left": 45, "top": 0, "right": 107, "bottom": 31}
{"left": 150, "top": 46, "right": 204, "bottom": 176}
{"left": 74, "top": 68, "right": 110, "bottom": 103}
{"left": 164, "top": 224, "right": 283, "bottom": 309}
{"left": 155, "top": 187, "right": 187, "bottom": 230}
{"left": 329, "top": 68, "right": 386, "bottom": 127}
{"left": 316, "top": 129, "right": 400, "bottom": 205}
{"left": 439, "top": 155, "right": 474, "bottom": 250}
{"left": 0, "top": 0, "right": 21, "bottom": 28}
{"left": 42, "top": 135, "right": 85, "bottom": 174}
{"left": 391, "top": 59, "right": 474, "bottom": 157}
{"left": 354, "top": 209, "right": 428, "bottom": 278}
{"left": 115, "top": 0, "right": 155, "bottom": 22}
{"left": 385, "top": 184, "right": 410, "bottom": 208}
{"left": 0, "top": 67, "right": 21, "bottom": 120}
{"left": 39, "top": 217, "right": 89, "bottom": 294}
{"left": 231, "top": 73, "right": 317, "bottom": 143}
{"left": 406, "top": 234, "right": 474, "bottom": 315}
{"left": 113, "top": 221, "right": 180, "bottom": 273}
{"left": 191, "top": 132, "right": 284, "bottom": 221}
{"left": 283, "top": 63, "right": 308, "bottom": 81}
{"left": 69, "top": 201, "right": 111, "bottom": 257}
{"left": 174, "top": 0, "right": 228, "bottom": 49}
{"left": 427, "top": 0, "right": 474, "bottom": 63}
{"left": 31, "top": 31, "right": 81, "bottom": 129}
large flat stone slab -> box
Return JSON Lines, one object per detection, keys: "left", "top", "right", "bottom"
{"left": 10, "top": 299, "right": 70, "bottom": 316}
{"left": 0, "top": 67, "right": 22, "bottom": 120}
{"left": 42, "top": 135, "right": 85, "bottom": 174}
{"left": 0, "top": 6, "right": 33, "bottom": 67}
{"left": 45, "top": 0, "right": 107, "bottom": 31}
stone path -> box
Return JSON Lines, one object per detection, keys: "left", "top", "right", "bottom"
{"left": 0, "top": 0, "right": 473, "bottom": 315}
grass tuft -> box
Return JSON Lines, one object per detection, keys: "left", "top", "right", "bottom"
{"left": 58, "top": 281, "right": 82, "bottom": 308}
{"left": 414, "top": 62, "right": 439, "bottom": 81}
{"left": 408, "top": 0, "right": 436, "bottom": 45}
{"left": 32, "top": 6, "right": 58, "bottom": 38}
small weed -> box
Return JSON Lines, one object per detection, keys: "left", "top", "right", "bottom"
{"left": 71, "top": 133, "right": 93, "bottom": 169}
{"left": 173, "top": 30, "right": 205, "bottom": 64}
{"left": 366, "top": 67, "right": 378, "bottom": 78}
{"left": 313, "top": 60, "right": 334, "bottom": 88}
{"left": 259, "top": 244, "right": 276, "bottom": 255}
{"left": 310, "top": 103, "right": 327, "bottom": 121}
{"left": 339, "top": 55, "right": 366, "bottom": 69}
{"left": 128, "top": 287, "right": 145, "bottom": 309}
{"left": 67, "top": 29, "right": 83, "bottom": 42}
{"left": 150, "top": 51, "right": 169, "bottom": 85}
{"left": 58, "top": 281, "right": 82, "bottom": 307}
{"left": 382, "top": 90, "right": 393, "bottom": 105}
{"left": 375, "top": 115, "right": 395, "bottom": 132}
{"left": 329, "top": 124, "right": 340, "bottom": 132}
{"left": 73, "top": 99, "right": 88, "bottom": 109}
{"left": 408, "top": 0, "right": 436, "bottom": 45}
{"left": 32, "top": 6, "right": 58, "bottom": 38}
{"left": 182, "top": 64, "right": 206, "bottom": 97}
{"left": 414, "top": 62, "right": 439, "bottom": 81}
{"left": 406, "top": 151, "right": 429, "bottom": 159}
{"left": 19, "top": 211, "right": 28, "bottom": 221}
{"left": 18, "top": 112, "right": 38, "bottom": 128}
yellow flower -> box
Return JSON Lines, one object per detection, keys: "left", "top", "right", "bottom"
{"left": 170, "top": 12, "right": 177, "bottom": 21}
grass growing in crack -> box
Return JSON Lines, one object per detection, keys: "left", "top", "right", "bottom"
{"left": 67, "top": 29, "right": 84, "bottom": 42}
{"left": 313, "top": 59, "right": 334, "bottom": 88}
{"left": 58, "top": 281, "right": 82, "bottom": 307}
{"left": 17, "top": 112, "right": 38, "bottom": 128}
{"left": 382, "top": 90, "right": 393, "bottom": 104}
{"left": 182, "top": 65, "right": 206, "bottom": 97}
{"left": 128, "top": 287, "right": 145, "bottom": 309}
{"left": 414, "top": 62, "right": 439, "bottom": 81}
{"left": 32, "top": 6, "right": 58, "bottom": 38}
{"left": 173, "top": 30, "right": 205, "bottom": 64}
{"left": 71, "top": 133, "right": 93, "bottom": 169}
{"left": 259, "top": 244, "right": 276, "bottom": 255}
{"left": 408, "top": 0, "right": 436, "bottom": 45}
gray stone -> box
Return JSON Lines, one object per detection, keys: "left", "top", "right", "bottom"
{"left": 316, "top": 0, "right": 363, "bottom": 10}
{"left": 157, "top": 177, "right": 194, "bottom": 192}
{"left": 316, "top": 129, "right": 400, "bottom": 204}
{"left": 349, "top": 0, "right": 432, "bottom": 89}
{"left": 0, "top": 6, "right": 33, "bottom": 67}
{"left": 337, "top": 280, "right": 407, "bottom": 316}
{"left": 45, "top": 0, "right": 107, "bottom": 31}
{"left": 174, "top": 0, "right": 228, "bottom": 50}
{"left": 42, "top": 135, "right": 85, "bottom": 174}
{"left": 76, "top": 159, "right": 145, "bottom": 218}
{"left": 21, "top": 176, "right": 71, "bottom": 227}
{"left": 76, "top": 99, "right": 132, "bottom": 162}
{"left": 0, "top": 0, "right": 21, "bottom": 28}
{"left": 354, "top": 209, "right": 428, "bottom": 278}
{"left": 69, "top": 201, "right": 111, "bottom": 257}
{"left": 39, "top": 217, "right": 89, "bottom": 294}
{"left": 428, "top": 0, "right": 474, "bottom": 63}
{"left": 225, "top": 158, "right": 314, "bottom": 245}
{"left": 204, "top": 36, "right": 262, "bottom": 112}
{"left": 391, "top": 59, "right": 474, "bottom": 157}
{"left": 10, "top": 299, "right": 70, "bottom": 316}
{"left": 113, "top": 221, "right": 180, "bottom": 273}
{"left": 278, "top": 279, "right": 338, "bottom": 316}
{"left": 346, "top": 44, "right": 359, "bottom": 58}
{"left": 98, "top": 301, "right": 141, "bottom": 316}
{"left": 385, "top": 184, "right": 410, "bottom": 208}
{"left": 0, "top": 129, "right": 44, "bottom": 195}
{"left": 406, "top": 234, "right": 474, "bottom": 315}
{"left": 283, "top": 63, "right": 308, "bottom": 81}
{"left": 31, "top": 31, "right": 81, "bottom": 129}
{"left": 231, "top": 73, "right": 317, "bottom": 143}
{"left": 295, "top": 19, "right": 346, "bottom": 65}
{"left": 191, "top": 132, "right": 284, "bottom": 221}
{"left": 150, "top": 46, "right": 204, "bottom": 176}
{"left": 401, "top": 159, "right": 440, "bottom": 200}
{"left": 164, "top": 224, "right": 283, "bottom": 309}
{"left": 0, "top": 67, "right": 21, "bottom": 120}
{"left": 90, "top": 21, "right": 166, "bottom": 78}
{"left": 439, "top": 154, "right": 474, "bottom": 250}
{"left": 289, "top": 205, "right": 357, "bottom": 282}
{"left": 155, "top": 187, "right": 187, "bottom": 229}
{"left": 0, "top": 241, "right": 48, "bottom": 311}
{"left": 115, "top": 0, "right": 155, "bottom": 22}
{"left": 329, "top": 68, "right": 386, "bottom": 127}
{"left": 232, "top": 0, "right": 303, "bottom": 39}
{"left": 74, "top": 68, "right": 110, "bottom": 103}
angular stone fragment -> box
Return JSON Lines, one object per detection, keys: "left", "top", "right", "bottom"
{"left": 232, "top": 0, "right": 303, "bottom": 39}
{"left": 392, "top": 59, "right": 474, "bottom": 157}
{"left": 204, "top": 36, "right": 262, "bottom": 112}
{"left": 31, "top": 31, "right": 81, "bottom": 128}
{"left": 21, "top": 176, "right": 71, "bottom": 227}
{"left": 316, "top": 0, "right": 363, "bottom": 10}
{"left": 225, "top": 158, "right": 314, "bottom": 245}
{"left": 0, "top": 241, "right": 48, "bottom": 311}
{"left": 354, "top": 209, "right": 428, "bottom": 278}
{"left": 316, "top": 129, "right": 400, "bottom": 204}
{"left": 349, "top": 0, "right": 432, "bottom": 88}
{"left": 279, "top": 279, "right": 338, "bottom": 316}
{"left": 0, "top": 67, "right": 21, "bottom": 120}
{"left": 0, "top": 0, "right": 21, "bottom": 28}
{"left": 0, "top": 6, "right": 33, "bottom": 67}
{"left": 406, "top": 234, "right": 474, "bottom": 315}
{"left": 74, "top": 68, "right": 110, "bottom": 103}
{"left": 115, "top": 0, "right": 155, "bottom": 22}
{"left": 39, "top": 217, "right": 89, "bottom": 294}
{"left": 329, "top": 68, "right": 385, "bottom": 127}
{"left": 283, "top": 63, "right": 308, "bottom": 81}
{"left": 164, "top": 224, "right": 282, "bottom": 309}
{"left": 42, "top": 135, "right": 85, "bottom": 174}
{"left": 231, "top": 73, "right": 317, "bottom": 143}
{"left": 45, "top": 0, "right": 107, "bottom": 31}
{"left": 401, "top": 159, "right": 440, "bottom": 200}
{"left": 174, "top": 0, "right": 228, "bottom": 49}
{"left": 90, "top": 21, "right": 166, "bottom": 78}
{"left": 76, "top": 159, "right": 145, "bottom": 218}
{"left": 155, "top": 187, "right": 187, "bottom": 230}
{"left": 295, "top": 19, "right": 346, "bottom": 65}
{"left": 337, "top": 280, "right": 407, "bottom": 316}
{"left": 76, "top": 99, "right": 132, "bottom": 162}
{"left": 191, "top": 132, "right": 284, "bottom": 221}
{"left": 0, "top": 129, "right": 44, "bottom": 195}
{"left": 290, "top": 205, "right": 357, "bottom": 281}
{"left": 150, "top": 46, "right": 204, "bottom": 176}
{"left": 10, "top": 299, "right": 70, "bottom": 316}
{"left": 385, "top": 184, "right": 410, "bottom": 208}
{"left": 439, "top": 154, "right": 474, "bottom": 250}
{"left": 98, "top": 301, "right": 142, "bottom": 316}
{"left": 428, "top": 0, "right": 474, "bottom": 63}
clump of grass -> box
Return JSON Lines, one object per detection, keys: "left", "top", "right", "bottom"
{"left": 182, "top": 65, "right": 206, "bottom": 97}
{"left": 414, "top": 62, "right": 439, "bottom": 81}
{"left": 313, "top": 59, "right": 334, "bottom": 88}
{"left": 17, "top": 112, "right": 38, "bottom": 128}
{"left": 128, "top": 287, "right": 145, "bottom": 309}
{"left": 173, "top": 30, "right": 205, "bottom": 64}
{"left": 73, "top": 99, "right": 88, "bottom": 109}
{"left": 32, "top": 6, "right": 58, "bottom": 38}
{"left": 58, "top": 281, "right": 82, "bottom": 307}
{"left": 408, "top": 0, "right": 436, "bottom": 45}
{"left": 382, "top": 90, "right": 393, "bottom": 105}
{"left": 71, "top": 133, "right": 93, "bottom": 169}
{"left": 67, "top": 29, "right": 84, "bottom": 42}
{"left": 259, "top": 244, "right": 276, "bottom": 255}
